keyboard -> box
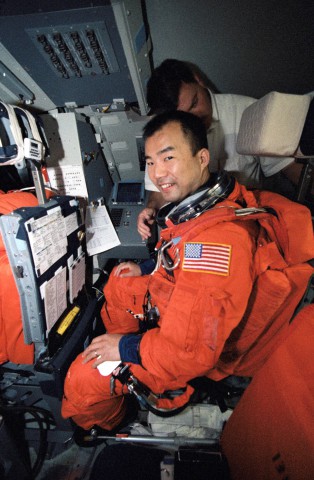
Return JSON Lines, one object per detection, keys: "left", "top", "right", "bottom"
{"left": 110, "top": 207, "right": 124, "bottom": 227}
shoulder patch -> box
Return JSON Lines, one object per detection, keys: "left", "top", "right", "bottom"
{"left": 182, "top": 242, "right": 232, "bottom": 276}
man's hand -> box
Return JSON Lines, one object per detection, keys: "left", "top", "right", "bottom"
{"left": 114, "top": 261, "right": 142, "bottom": 277}
{"left": 137, "top": 207, "right": 156, "bottom": 240}
{"left": 82, "top": 334, "right": 123, "bottom": 368}
{"left": 137, "top": 191, "right": 166, "bottom": 240}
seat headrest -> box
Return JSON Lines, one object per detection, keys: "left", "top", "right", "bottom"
{"left": 236, "top": 91, "right": 312, "bottom": 158}
{"left": 0, "top": 101, "right": 44, "bottom": 167}
{"left": 0, "top": 102, "right": 25, "bottom": 165}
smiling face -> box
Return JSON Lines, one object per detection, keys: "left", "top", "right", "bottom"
{"left": 177, "top": 81, "right": 213, "bottom": 130}
{"left": 145, "top": 121, "right": 210, "bottom": 204}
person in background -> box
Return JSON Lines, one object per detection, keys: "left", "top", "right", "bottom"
{"left": 137, "top": 59, "right": 303, "bottom": 240}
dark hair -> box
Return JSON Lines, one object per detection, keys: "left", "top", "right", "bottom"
{"left": 146, "top": 59, "right": 197, "bottom": 114}
{"left": 143, "top": 110, "right": 208, "bottom": 156}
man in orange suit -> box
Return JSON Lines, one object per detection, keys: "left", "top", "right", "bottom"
{"left": 62, "top": 111, "right": 314, "bottom": 431}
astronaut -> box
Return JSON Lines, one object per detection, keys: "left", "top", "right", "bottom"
{"left": 61, "top": 111, "right": 313, "bottom": 432}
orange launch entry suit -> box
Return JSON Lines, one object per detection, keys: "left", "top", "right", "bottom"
{"left": 60, "top": 180, "right": 313, "bottom": 430}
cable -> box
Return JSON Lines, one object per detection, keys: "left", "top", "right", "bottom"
{"left": 0, "top": 403, "right": 54, "bottom": 478}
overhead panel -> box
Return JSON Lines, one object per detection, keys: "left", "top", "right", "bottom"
{"left": 27, "top": 22, "right": 119, "bottom": 80}
{"left": 0, "top": 2, "right": 150, "bottom": 111}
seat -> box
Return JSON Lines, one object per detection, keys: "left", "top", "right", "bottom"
{"left": 0, "top": 198, "right": 102, "bottom": 478}
{"left": 0, "top": 103, "right": 102, "bottom": 478}
{"left": 237, "top": 90, "right": 314, "bottom": 312}
{"left": 236, "top": 90, "right": 314, "bottom": 206}
{"left": 221, "top": 303, "right": 314, "bottom": 480}
{"left": 218, "top": 92, "right": 314, "bottom": 479}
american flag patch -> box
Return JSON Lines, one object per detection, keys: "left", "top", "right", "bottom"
{"left": 182, "top": 242, "right": 232, "bottom": 275}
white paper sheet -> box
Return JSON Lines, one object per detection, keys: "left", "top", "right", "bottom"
{"left": 85, "top": 205, "right": 120, "bottom": 256}
{"left": 25, "top": 209, "right": 67, "bottom": 277}
{"left": 47, "top": 165, "right": 89, "bottom": 199}
{"left": 41, "top": 267, "right": 67, "bottom": 333}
